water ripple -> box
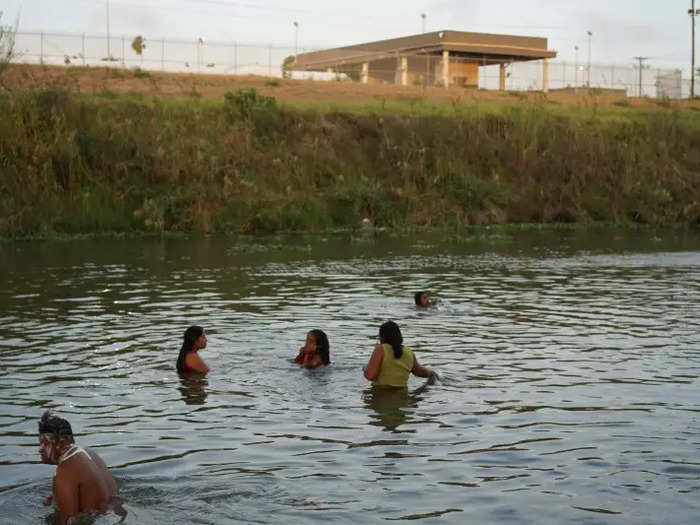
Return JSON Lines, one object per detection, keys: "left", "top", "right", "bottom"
{"left": 1, "top": 233, "right": 699, "bottom": 524}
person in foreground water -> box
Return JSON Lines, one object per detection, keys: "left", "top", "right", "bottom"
{"left": 363, "top": 321, "right": 437, "bottom": 387}
{"left": 294, "top": 329, "right": 331, "bottom": 369}
{"left": 39, "top": 411, "right": 118, "bottom": 525}
{"left": 414, "top": 291, "right": 431, "bottom": 308}
{"left": 176, "top": 325, "right": 210, "bottom": 374}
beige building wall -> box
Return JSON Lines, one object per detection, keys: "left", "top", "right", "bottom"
{"left": 364, "top": 56, "right": 480, "bottom": 87}
{"left": 444, "top": 61, "right": 479, "bottom": 87}
{"left": 365, "top": 57, "right": 400, "bottom": 84}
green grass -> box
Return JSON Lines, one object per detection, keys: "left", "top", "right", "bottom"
{"left": 0, "top": 87, "right": 698, "bottom": 239}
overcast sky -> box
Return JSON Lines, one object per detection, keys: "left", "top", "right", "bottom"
{"left": 1, "top": 0, "right": 696, "bottom": 72}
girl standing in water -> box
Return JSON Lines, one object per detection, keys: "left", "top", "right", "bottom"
{"left": 363, "top": 321, "right": 436, "bottom": 387}
{"left": 176, "top": 325, "right": 210, "bottom": 374}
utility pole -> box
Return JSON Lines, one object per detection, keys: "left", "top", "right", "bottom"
{"left": 586, "top": 30, "right": 592, "bottom": 87}
{"left": 421, "top": 13, "right": 427, "bottom": 34}
{"left": 691, "top": 0, "right": 698, "bottom": 98}
{"left": 633, "top": 56, "right": 648, "bottom": 97}
{"left": 106, "top": 0, "right": 111, "bottom": 58}
{"left": 574, "top": 45, "right": 579, "bottom": 90}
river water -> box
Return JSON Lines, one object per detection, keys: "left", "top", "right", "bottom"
{"left": 1, "top": 230, "right": 699, "bottom": 524}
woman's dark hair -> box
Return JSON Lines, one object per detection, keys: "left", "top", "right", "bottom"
{"left": 309, "top": 329, "right": 330, "bottom": 365}
{"left": 379, "top": 321, "right": 404, "bottom": 359}
{"left": 414, "top": 292, "right": 425, "bottom": 306}
{"left": 176, "top": 325, "right": 204, "bottom": 373}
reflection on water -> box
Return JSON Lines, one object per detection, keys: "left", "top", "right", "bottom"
{"left": 177, "top": 375, "right": 208, "bottom": 406}
{"left": 364, "top": 388, "right": 416, "bottom": 432}
{"left": 1, "top": 230, "right": 700, "bottom": 524}
{"left": 364, "top": 378, "right": 436, "bottom": 432}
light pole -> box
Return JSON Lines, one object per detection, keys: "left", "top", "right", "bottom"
{"left": 106, "top": 0, "right": 111, "bottom": 58}
{"left": 197, "top": 37, "right": 205, "bottom": 72}
{"left": 293, "top": 21, "right": 299, "bottom": 60}
{"left": 421, "top": 13, "right": 427, "bottom": 34}
{"left": 574, "top": 45, "right": 579, "bottom": 90}
{"left": 586, "top": 30, "right": 592, "bottom": 87}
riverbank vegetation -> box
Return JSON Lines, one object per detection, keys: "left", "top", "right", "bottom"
{"left": 1, "top": 86, "right": 699, "bottom": 238}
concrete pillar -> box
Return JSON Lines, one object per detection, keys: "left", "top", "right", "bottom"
{"left": 400, "top": 56, "right": 408, "bottom": 86}
{"left": 361, "top": 62, "right": 369, "bottom": 84}
{"left": 442, "top": 50, "right": 449, "bottom": 88}
{"left": 499, "top": 63, "right": 506, "bottom": 91}
{"left": 542, "top": 58, "right": 549, "bottom": 93}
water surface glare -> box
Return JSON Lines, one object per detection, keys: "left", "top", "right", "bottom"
{"left": 1, "top": 231, "right": 699, "bottom": 524}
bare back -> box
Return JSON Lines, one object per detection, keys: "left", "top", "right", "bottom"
{"left": 54, "top": 448, "right": 117, "bottom": 524}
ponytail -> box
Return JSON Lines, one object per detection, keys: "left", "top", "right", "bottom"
{"left": 379, "top": 321, "right": 403, "bottom": 359}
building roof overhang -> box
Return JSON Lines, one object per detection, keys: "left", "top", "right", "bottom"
{"left": 294, "top": 30, "right": 557, "bottom": 71}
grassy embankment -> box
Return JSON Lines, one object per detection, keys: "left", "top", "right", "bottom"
{"left": 1, "top": 84, "right": 699, "bottom": 238}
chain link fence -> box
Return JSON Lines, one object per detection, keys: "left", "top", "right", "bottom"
{"left": 479, "top": 60, "right": 689, "bottom": 99}
{"left": 11, "top": 31, "right": 695, "bottom": 98}
{"left": 14, "top": 31, "right": 296, "bottom": 77}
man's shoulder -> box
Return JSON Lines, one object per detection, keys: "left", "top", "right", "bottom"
{"left": 58, "top": 448, "right": 99, "bottom": 472}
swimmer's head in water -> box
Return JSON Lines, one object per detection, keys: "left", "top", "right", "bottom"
{"left": 38, "top": 411, "right": 74, "bottom": 463}
{"left": 308, "top": 329, "right": 330, "bottom": 365}
{"left": 414, "top": 292, "right": 430, "bottom": 307}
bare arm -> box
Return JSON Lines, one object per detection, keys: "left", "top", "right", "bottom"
{"left": 363, "top": 345, "right": 384, "bottom": 381}
{"left": 43, "top": 477, "right": 55, "bottom": 506}
{"left": 411, "top": 354, "right": 438, "bottom": 379}
{"left": 301, "top": 352, "right": 323, "bottom": 369}
{"left": 54, "top": 467, "right": 79, "bottom": 525}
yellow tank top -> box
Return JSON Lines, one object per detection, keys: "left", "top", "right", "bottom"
{"left": 373, "top": 344, "right": 415, "bottom": 388}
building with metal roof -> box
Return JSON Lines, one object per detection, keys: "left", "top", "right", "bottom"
{"left": 293, "top": 30, "right": 557, "bottom": 91}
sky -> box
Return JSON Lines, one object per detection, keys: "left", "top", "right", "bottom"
{"left": 1, "top": 0, "right": 697, "bottom": 73}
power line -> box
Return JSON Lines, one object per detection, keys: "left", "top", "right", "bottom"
{"left": 181, "top": 0, "right": 306, "bottom": 13}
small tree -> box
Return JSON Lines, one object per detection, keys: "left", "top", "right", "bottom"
{"left": 281, "top": 55, "right": 294, "bottom": 79}
{"left": 0, "top": 11, "right": 20, "bottom": 85}
{"left": 131, "top": 35, "right": 146, "bottom": 67}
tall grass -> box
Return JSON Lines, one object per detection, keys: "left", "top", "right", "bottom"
{"left": 0, "top": 88, "right": 698, "bottom": 237}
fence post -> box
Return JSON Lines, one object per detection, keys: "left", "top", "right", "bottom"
{"left": 425, "top": 54, "right": 430, "bottom": 88}
{"left": 40, "top": 33, "right": 44, "bottom": 64}
{"left": 561, "top": 60, "right": 566, "bottom": 88}
{"left": 82, "top": 33, "right": 86, "bottom": 66}
{"left": 611, "top": 65, "right": 615, "bottom": 89}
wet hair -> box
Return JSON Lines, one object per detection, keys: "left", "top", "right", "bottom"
{"left": 308, "top": 329, "right": 330, "bottom": 365}
{"left": 38, "top": 410, "right": 74, "bottom": 442}
{"left": 176, "top": 325, "right": 204, "bottom": 373}
{"left": 414, "top": 291, "right": 427, "bottom": 306}
{"left": 379, "top": 321, "right": 404, "bottom": 359}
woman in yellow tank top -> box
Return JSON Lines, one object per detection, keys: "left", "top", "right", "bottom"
{"left": 363, "top": 321, "right": 437, "bottom": 387}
